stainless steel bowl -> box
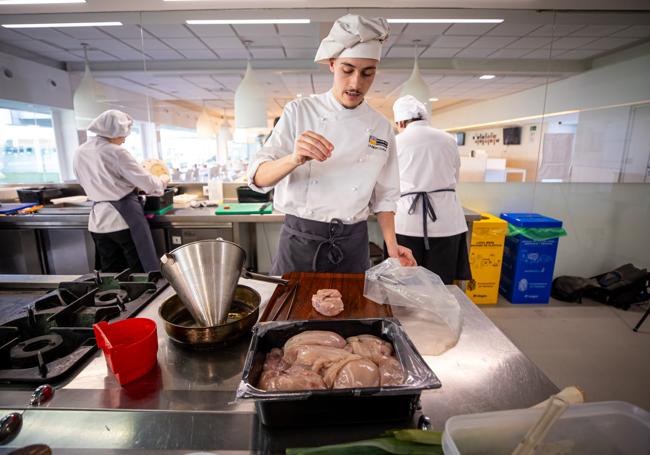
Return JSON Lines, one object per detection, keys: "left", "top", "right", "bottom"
{"left": 158, "top": 285, "right": 260, "bottom": 349}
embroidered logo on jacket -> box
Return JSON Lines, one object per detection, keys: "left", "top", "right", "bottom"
{"left": 368, "top": 135, "right": 388, "bottom": 151}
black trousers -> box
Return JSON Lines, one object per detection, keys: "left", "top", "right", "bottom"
{"left": 385, "top": 232, "right": 472, "bottom": 285}
{"left": 91, "top": 229, "right": 143, "bottom": 273}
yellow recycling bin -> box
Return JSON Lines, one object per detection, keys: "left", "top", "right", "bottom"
{"left": 466, "top": 213, "right": 508, "bottom": 304}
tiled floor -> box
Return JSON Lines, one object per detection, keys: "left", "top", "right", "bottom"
{"left": 479, "top": 296, "right": 650, "bottom": 410}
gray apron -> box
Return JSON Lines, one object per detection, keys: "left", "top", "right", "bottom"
{"left": 108, "top": 192, "right": 160, "bottom": 272}
{"left": 271, "top": 214, "right": 369, "bottom": 275}
{"left": 401, "top": 189, "right": 455, "bottom": 250}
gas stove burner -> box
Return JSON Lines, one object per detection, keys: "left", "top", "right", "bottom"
{"left": 10, "top": 333, "right": 65, "bottom": 368}
{"left": 0, "top": 271, "right": 167, "bottom": 384}
{"left": 94, "top": 289, "right": 129, "bottom": 307}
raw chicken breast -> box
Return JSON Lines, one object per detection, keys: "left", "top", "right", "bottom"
{"left": 315, "top": 289, "right": 342, "bottom": 299}
{"left": 311, "top": 289, "right": 344, "bottom": 317}
{"left": 259, "top": 365, "right": 326, "bottom": 391}
{"left": 284, "top": 330, "right": 346, "bottom": 350}
{"left": 291, "top": 345, "right": 354, "bottom": 372}
{"left": 333, "top": 358, "right": 380, "bottom": 389}
{"left": 378, "top": 356, "right": 405, "bottom": 386}
{"left": 345, "top": 335, "right": 393, "bottom": 363}
{"left": 263, "top": 347, "right": 290, "bottom": 372}
{"left": 322, "top": 354, "right": 362, "bottom": 388}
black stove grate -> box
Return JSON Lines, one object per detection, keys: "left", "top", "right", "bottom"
{"left": 0, "top": 271, "right": 167, "bottom": 385}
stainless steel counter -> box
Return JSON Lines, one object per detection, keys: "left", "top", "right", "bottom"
{"left": 0, "top": 206, "right": 482, "bottom": 228}
{"left": 0, "top": 278, "right": 557, "bottom": 452}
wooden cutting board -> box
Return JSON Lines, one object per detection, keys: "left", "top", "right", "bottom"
{"left": 259, "top": 272, "right": 392, "bottom": 321}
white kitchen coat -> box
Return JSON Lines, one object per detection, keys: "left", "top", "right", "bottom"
{"left": 248, "top": 90, "right": 400, "bottom": 224}
{"left": 395, "top": 121, "right": 467, "bottom": 238}
{"left": 73, "top": 136, "right": 165, "bottom": 233}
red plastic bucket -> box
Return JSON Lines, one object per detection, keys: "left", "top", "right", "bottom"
{"left": 93, "top": 318, "right": 158, "bottom": 386}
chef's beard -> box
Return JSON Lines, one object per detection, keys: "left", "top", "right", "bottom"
{"left": 339, "top": 89, "right": 365, "bottom": 109}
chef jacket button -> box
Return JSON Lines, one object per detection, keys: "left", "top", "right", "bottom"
{"left": 312, "top": 179, "right": 318, "bottom": 184}
{"left": 365, "top": 128, "right": 371, "bottom": 133}
{"left": 352, "top": 186, "right": 358, "bottom": 192}
{"left": 358, "top": 158, "right": 364, "bottom": 163}
{"left": 320, "top": 117, "right": 327, "bottom": 122}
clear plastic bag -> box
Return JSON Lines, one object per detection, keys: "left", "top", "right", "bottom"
{"left": 364, "top": 258, "right": 462, "bottom": 355}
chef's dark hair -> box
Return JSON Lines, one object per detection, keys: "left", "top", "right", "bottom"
{"left": 401, "top": 114, "right": 424, "bottom": 126}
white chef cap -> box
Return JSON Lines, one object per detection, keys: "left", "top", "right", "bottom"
{"left": 393, "top": 95, "right": 429, "bottom": 123}
{"left": 314, "top": 14, "right": 389, "bottom": 64}
{"left": 88, "top": 109, "right": 133, "bottom": 138}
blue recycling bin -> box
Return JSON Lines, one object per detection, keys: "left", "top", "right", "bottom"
{"left": 499, "top": 213, "right": 563, "bottom": 304}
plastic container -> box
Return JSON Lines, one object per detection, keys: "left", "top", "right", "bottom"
{"left": 144, "top": 189, "right": 174, "bottom": 213}
{"left": 236, "top": 318, "right": 441, "bottom": 427}
{"left": 499, "top": 213, "right": 563, "bottom": 304}
{"left": 237, "top": 185, "right": 271, "bottom": 203}
{"left": 443, "top": 401, "right": 650, "bottom": 455}
{"left": 466, "top": 213, "right": 508, "bottom": 304}
{"left": 207, "top": 178, "right": 223, "bottom": 203}
{"left": 93, "top": 318, "right": 158, "bottom": 385}
{"left": 17, "top": 187, "right": 63, "bottom": 205}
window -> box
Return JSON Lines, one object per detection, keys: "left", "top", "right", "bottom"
{"left": 123, "top": 122, "right": 144, "bottom": 161}
{"left": 86, "top": 121, "right": 145, "bottom": 161}
{"left": 0, "top": 104, "right": 60, "bottom": 184}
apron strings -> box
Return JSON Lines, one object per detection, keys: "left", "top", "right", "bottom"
{"left": 401, "top": 189, "right": 455, "bottom": 251}
{"left": 282, "top": 218, "right": 365, "bottom": 272}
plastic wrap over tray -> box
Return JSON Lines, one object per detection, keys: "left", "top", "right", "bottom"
{"left": 236, "top": 318, "right": 441, "bottom": 426}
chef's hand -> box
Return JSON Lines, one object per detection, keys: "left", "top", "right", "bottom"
{"left": 390, "top": 245, "right": 417, "bottom": 267}
{"left": 292, "top": 131, "right": 334, "bottom": 165}
{"left": 159, "top": 174, "right": 170, "bottom": 187}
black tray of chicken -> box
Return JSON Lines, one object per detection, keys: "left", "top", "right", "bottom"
{"left": 236, "top": 318, "right": 441, "bottom": 427}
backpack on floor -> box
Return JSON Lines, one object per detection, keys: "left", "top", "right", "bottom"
{"left": 584, "top": 263, "right": 650, "bottom": 310}
{"left": 551, "top": 276, "right": 596, "bottom": 303}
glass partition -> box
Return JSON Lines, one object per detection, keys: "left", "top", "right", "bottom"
{"left": 0, "top": 7, "right": 648, "bottom": 185}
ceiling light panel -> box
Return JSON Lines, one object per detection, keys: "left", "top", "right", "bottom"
{"left": 186, "top": 19, "right": 310, "bottom": 25}
{"left": 387, "top": 19, "right": 503, "bottom": 24}
{"left": 2, "top": 22, "right": 122, "bottom": 28}
{"left": 0, "top": 0, "right": 84, "bottom": 4}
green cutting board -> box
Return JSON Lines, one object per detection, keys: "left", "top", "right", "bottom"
{"left": 215, "top": 202, "right": 272, "bottom": 215}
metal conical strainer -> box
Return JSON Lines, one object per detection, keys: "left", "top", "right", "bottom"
{"left": 160, "top": 239, "right": 246, "bottom": 327}
{"left": 160, "top": 239, "right": 288, "bottom": 327}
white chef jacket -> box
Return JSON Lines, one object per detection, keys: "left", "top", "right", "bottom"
{"left": 73, "top": 136, "right": 165, "bottom": 233}
{"left": 395, "top": 121, "right": 467, "bottom": 237}
{"left": 248, "top": 90, "right": 399, "bottom": 224}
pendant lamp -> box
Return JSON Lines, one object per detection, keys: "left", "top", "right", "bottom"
{"left": 217, "top": 112, "right": 233, "bottom": 162}
{"left": 234, "top": 61, "right": 267, "bottom": 129}
{"left": 72, "top": 44, "right": 105, "bottom": 130}
{"left": 399, "top": 42, "right": 432, "bottom": 116}
{"left": 196, "top": 102, "right": 217, "bottom": 138}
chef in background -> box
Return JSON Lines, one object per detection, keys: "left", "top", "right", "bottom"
{"left": 73, "top": 110, "right": 169, "bottom": 273}
{"left": 248, "top": 14, "right": 415, "bottom": 274}
{"left": 391, "top": 95, "right": 471, "bottom": 284}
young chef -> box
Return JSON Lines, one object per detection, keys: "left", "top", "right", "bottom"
{"left": 391, "top": 95, "right": 471, "bottom": 284}
{"left": 248, "top": 14, "right": 416, "bottom": 275}
{"left": 73, "top": 110, "right": 169, "bottom": 273}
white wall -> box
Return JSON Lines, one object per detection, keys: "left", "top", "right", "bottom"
{"left": 0, "top": 51, "right": 73, "bottom": 110}
{"left": 570, "top": 106, "right": 631, "bottom": 182}
{"left": 457, "top": 182, "right": 650, "bottom": 277}
{"left": 430, "top": 52, "right": 650, "bottom": 130}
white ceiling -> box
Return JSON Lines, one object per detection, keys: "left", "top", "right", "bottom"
{"left": 0, "top": 8, "right": 649, "bottom": 119}
{"left": 1, "top": 0, "right": 650, "bottom": 14}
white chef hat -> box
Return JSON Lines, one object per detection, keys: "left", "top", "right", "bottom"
{"left": 393, "top": 95, "right": 429, "bottom": 123}
{"left": 88, "top": 109, "right": 133, "bottom": 138}
{"left": 314, "top": 14, "right": 390, "bottom": 64}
